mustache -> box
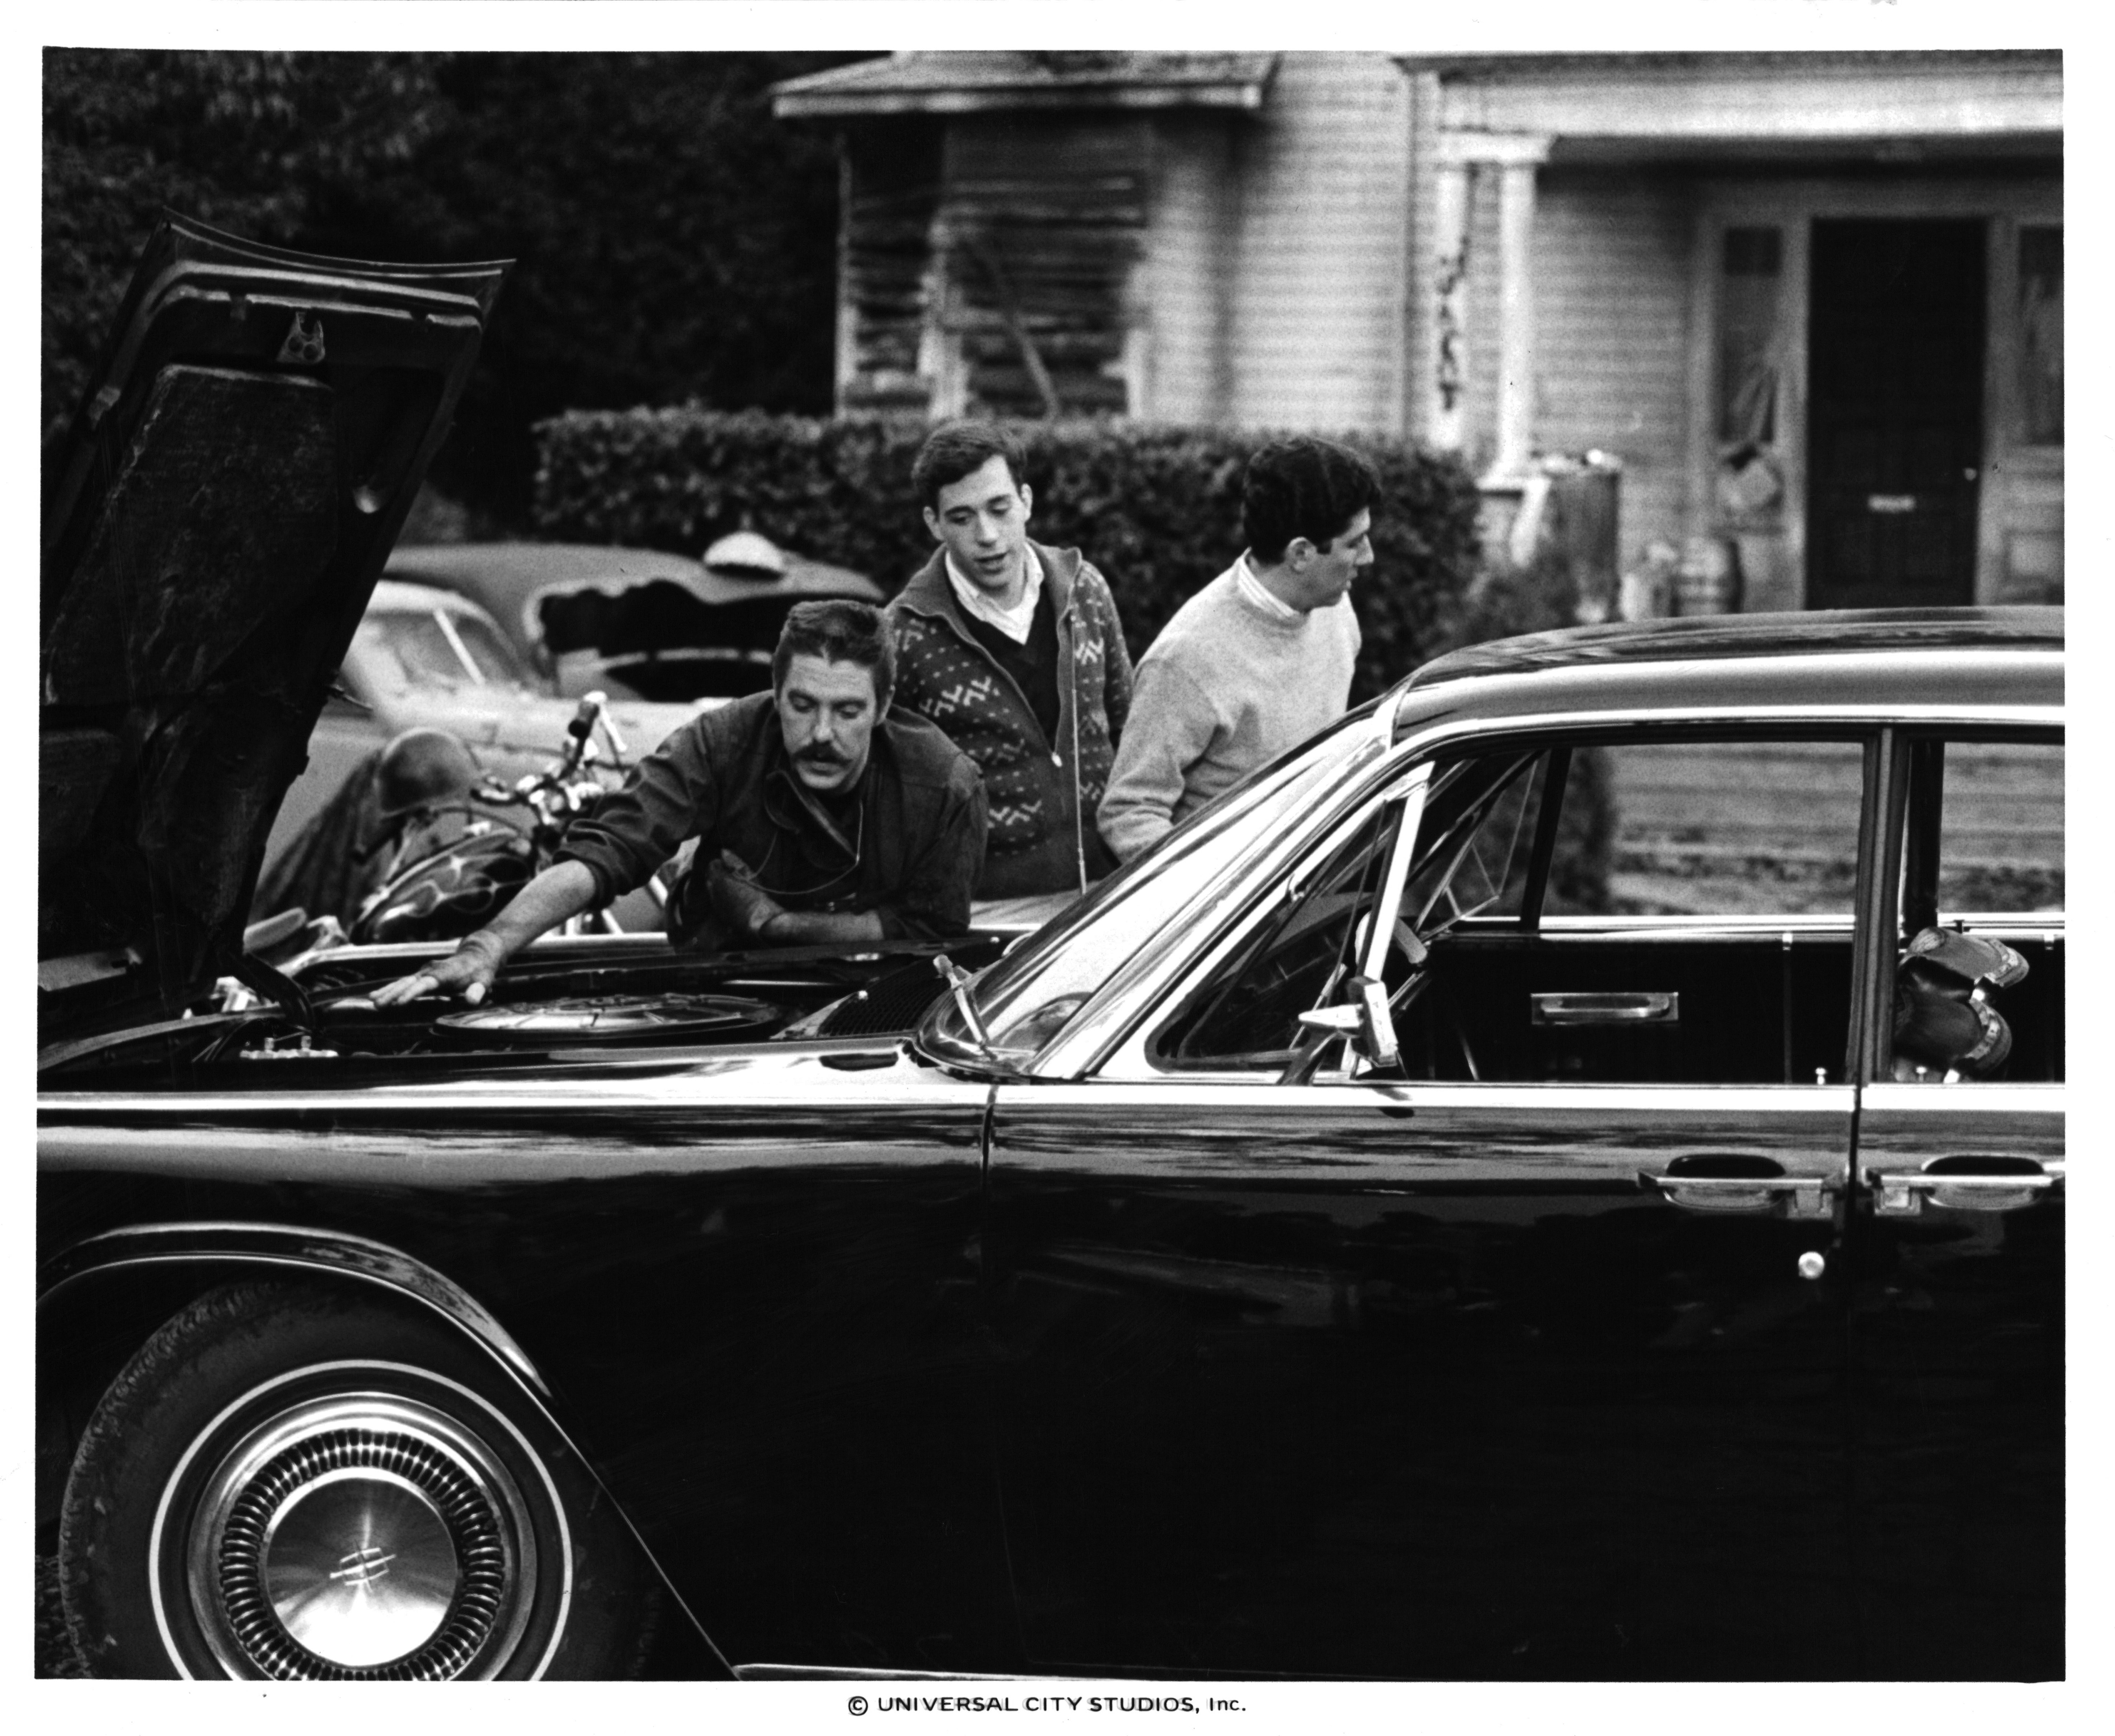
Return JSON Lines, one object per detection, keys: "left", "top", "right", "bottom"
{"left": 796, "top": 745, "right": 851, "bottom": 766}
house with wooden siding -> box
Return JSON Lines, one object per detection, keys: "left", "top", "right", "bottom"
{"left": 773, "top": 49, "right": 2062, "bottom": 611}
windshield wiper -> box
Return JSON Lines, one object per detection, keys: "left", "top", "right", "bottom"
{"left": 934, "top": 954, "right": 995, "bottom": 1047}
{"left": 932, "top": 954, "right": 1023, "bottom": 1074}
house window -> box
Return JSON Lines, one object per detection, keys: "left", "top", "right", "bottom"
{"left": 2018, "top": 226, "right": 2062, "bottom": 445}
{"left": 1714, "top": 226, "right": 1787, "bottom": 524}
{"left": 935, "top": 116, "right": 1148, "bottom": 419}
{"left": 1718, "top": 227, "right": 1783, "bottom": 446}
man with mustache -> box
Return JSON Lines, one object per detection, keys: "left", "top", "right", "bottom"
{"left": 375, "top": 600, "right": 987, "bottom": 1007}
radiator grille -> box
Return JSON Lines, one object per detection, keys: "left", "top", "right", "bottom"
{"left": 815, "top": 969, "right": 946, "bottom": 1037}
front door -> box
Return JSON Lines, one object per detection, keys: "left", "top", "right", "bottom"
{"left": 1807, "top": 219, "right": 1985, "bottom": 609}
{"left": 986, "top": 736, "right": 1874, "bottom": 1677}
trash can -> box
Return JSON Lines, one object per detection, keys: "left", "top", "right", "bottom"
{"left": 1674, "top": 535, "right": 1742, "bottom": 616}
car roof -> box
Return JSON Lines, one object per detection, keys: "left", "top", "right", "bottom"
{"left": 1407, "top": 606, "right": 2061, "bottom": 687}
{"left": 1393, "top": 607, "right": 2063, "bottom": 732}
{"left": 382, "top": 540, "right": 887, "bottom": 658}
{"left": 385, "top": 541, "right": 704, "bottom": 590}
{"left": 382, "top": 545, "right": 708, "bottom": 656}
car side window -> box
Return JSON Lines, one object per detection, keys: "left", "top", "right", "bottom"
{"left": 1544, "top": 739, "right": 1866, "bottom": 917}
{"left": 1933, "top": 739, "right": 2062, "bottom": 918}
{"left": 1406, "top": 736, "right": 1867, "bottom": 1085}
{"left": 1159, "top": 801, "right": 1405, "bottom": 1067}
{"left": 1398, "top": 751, "right": 1550, "bottom": 933}
{"left": 1166, "top": 734, "right": 1878, "bottom": 1086}
{"left": 1892, "top": 734, "right": 2062, "bottom": 1085}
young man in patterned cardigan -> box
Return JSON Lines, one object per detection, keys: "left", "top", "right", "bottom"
{"left": 888, "top": 423, "right": 1134, "bottom": 900}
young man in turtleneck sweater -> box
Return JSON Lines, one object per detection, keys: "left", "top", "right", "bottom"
{"left": 1097, "top": 436, "right": 1377, "bottom": 864}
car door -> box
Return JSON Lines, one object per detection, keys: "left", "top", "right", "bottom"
{"left": 1845, "top": 729, "right": 2064, "bottom": 1677}
{"left": 984, "top": 730, "right": 1873, "bottom": 1678}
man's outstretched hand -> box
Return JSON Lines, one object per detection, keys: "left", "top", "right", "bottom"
{"left": 368, "top": 860, "right": 600, "bottom": 1005}
{"left": 372, "top": 930, "right": 508, "bottom": 1008}
{"left": 705, "top": 850, "right": 787, "bottom": 940}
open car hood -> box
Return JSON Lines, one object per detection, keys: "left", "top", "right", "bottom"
{"left": 40, "top": 215, "right": 509, "bottom": 1033}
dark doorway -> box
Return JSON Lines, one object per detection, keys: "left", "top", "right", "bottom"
{"left": 1806, "top": 220, "right": 1986, "bottom": 609}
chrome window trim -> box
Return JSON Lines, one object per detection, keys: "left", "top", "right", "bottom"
{"left": 1049, "top": 699, "right": 2058, "bottom": 1084}
{"left": 1361, "top": 772, "right": 1430, "bottom": 984}
{"left": 995, "top": 1080, "right": 1862, "bottom": 1114}
{"left": 1388, "top": 649, "right": 2064, "bottom": 734}
{"left": 1389, "top": 700, "right": 2063, "bottom": 744}
{"left": 1861, "top": 1082, "right": 2065, "bottom": 1110}
{"left": 1510, "top": 914, "right": 2061, "bottom": 939}
{"left": 1533, "top": 915, "right": 1859, "bottom": 937}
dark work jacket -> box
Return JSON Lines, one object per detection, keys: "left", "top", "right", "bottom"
{"left": 556, "top": 692, "right": 987, "bottom": 942}
{"left": 888, "top": 541, "right": 1133, "bottom": 899}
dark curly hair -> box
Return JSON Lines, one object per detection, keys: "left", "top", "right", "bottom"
{"left": 1242, "top": 436, "right": 1379, "bottom": 564}
{"left": 912, "top": 420, "right": 1028, "bottom": 510}
{"left": 772, "top": 600, "right": 896, "bottom": 709}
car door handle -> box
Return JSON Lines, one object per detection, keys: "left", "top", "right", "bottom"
{"left": 1865, "top": 1165, "right": 2058, "bottom": 1216}
{"left": 1642, "top": 1170, "right": 1836, "bottom": 1220}
{"left": 1534, "top": 991, "right": 1678, "bottom": 1025}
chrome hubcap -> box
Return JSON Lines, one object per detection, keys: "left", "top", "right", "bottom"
{"left": 259, "top": 1467, "right": 461, "bottom": 1666}
{"left": 187, "top": 1392, "right": 536, "bottom": 1679}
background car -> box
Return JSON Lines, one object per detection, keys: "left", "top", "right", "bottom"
{"left": 41, "top": 606, "right": 2064, "bottom": 1682}
{"left": 259, "top": 577, "right": 705, "bottom": 881}
{"left": 383, "top": 533, "right": 885, "bottom": 705}
{"left": 255, "top": 537, "right": 888, "bottom": 897}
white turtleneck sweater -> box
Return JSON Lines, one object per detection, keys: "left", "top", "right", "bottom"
{"left": 1097, "top": 555, "right": 1360, "bottom": 862}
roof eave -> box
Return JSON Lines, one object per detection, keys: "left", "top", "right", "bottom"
{"left": 774, "top": 82, "right": 1267, "bottom": 121}
{"left": 1394, "top": 48, "right": 2064, "bottom": 76}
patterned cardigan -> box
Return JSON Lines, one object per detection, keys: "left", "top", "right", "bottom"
{"left": 888, "top": 542, "right": 1133, "bottom": 898}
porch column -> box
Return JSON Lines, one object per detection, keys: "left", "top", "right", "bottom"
{"left": 1427, "top": 135, "right": 1473, "bottom": 451}
{"left": 918, "top": 215, "right": 969, "bottom": 420}
{"left": 1484, "top": 132, "right": 1553, "bottom": 483}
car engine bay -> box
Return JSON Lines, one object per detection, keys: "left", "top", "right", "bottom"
{"left": 37, "top": 934, "right": 1002, "bottom": 1087}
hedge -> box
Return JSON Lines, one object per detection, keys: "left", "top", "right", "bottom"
{"left": 533, "top": 409, "right": 1487, "bottom": 703}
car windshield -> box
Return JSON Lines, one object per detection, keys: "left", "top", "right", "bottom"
{"left": 938, "top": 703, "right": 1386, "bottom": 1065}
{"left": 356, "top": 608, "right": 535, "bottom": 698}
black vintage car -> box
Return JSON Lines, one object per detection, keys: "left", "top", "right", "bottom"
{"left": 39, "top": 225, "right": 2062, "bottom": 1682}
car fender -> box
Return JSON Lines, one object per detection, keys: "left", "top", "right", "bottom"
{"left": 37, "top": 1217, "right": 734, "bottom": 1673}
{"left": 39, "top": 1218, "right": 551, "bottom": 1394}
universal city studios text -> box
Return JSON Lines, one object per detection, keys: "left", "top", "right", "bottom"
{"left": 867, "top": 1695, "right": 1232, "bottom": 1713}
